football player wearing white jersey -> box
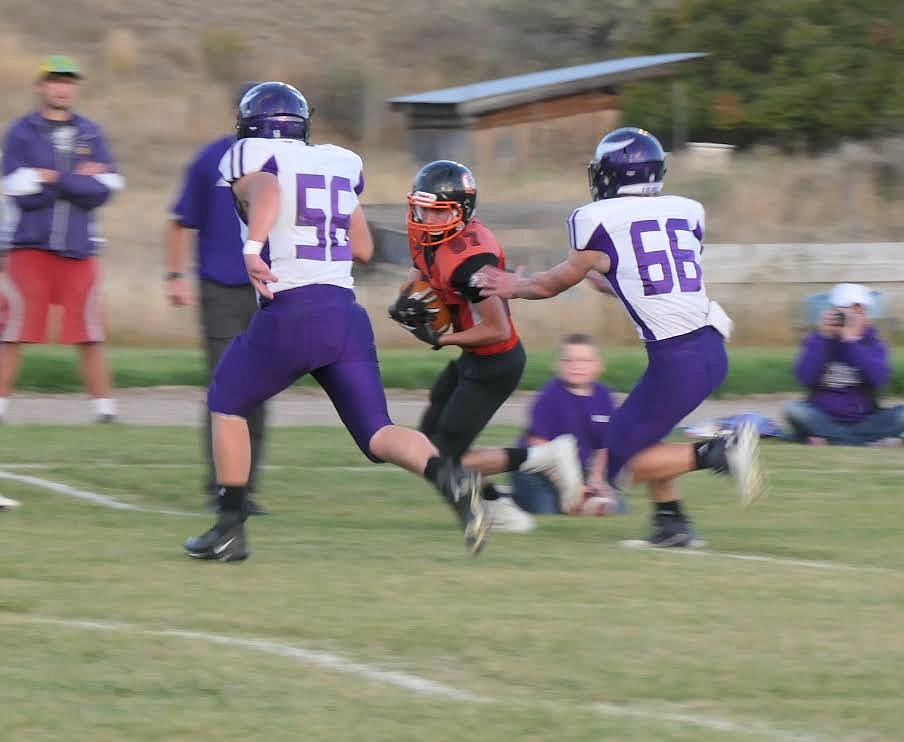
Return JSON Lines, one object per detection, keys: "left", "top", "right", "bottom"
{"left": 183, "top": 82, "right": 490, "bottom": 561}
{"left": 474, "top": 127, "right": 763, "bottom": 547}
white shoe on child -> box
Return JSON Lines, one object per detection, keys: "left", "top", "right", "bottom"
{"left": 485, "top": 496, "right": 536, "bottom": 533}
{"left": 520, "top": 434, "right": 583, "bottom": 513}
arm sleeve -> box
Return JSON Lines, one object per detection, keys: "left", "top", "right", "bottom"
{"left": 567, "top": 208, "right": 586, "bottom": 251}
{"left": 57, "top": 173, "right": 115, "bottom": 209}
{"left": 838, "top": 335, "right": 890, "bottom": 387}
{"left": 170, "top": 151, "right": 206, "bottom": 229}
{"left": 218, "top": 138, "right": 279, "bottom": 184}
{"left": 794, "top": 333, "right": 833, "bottom": 387}
{"left": 568, "top": 205, "right": 617, "bottom": 255}
{"left": 57, "top": 128, "right": 124, "bottom": 209}
{"left": 353, "top": 166, "right": 365, "bottom": 196}
{"left": 450, "top": 253, "right": 499, "bottom": 303}
{"left": 693, "top": 203, "right": 706, "bottom": 257}
{"left": 1, "top": 128, "right": 60, "bottom": 210}
{"left": 525, "top": 385, "right": 561, "bottom": 441}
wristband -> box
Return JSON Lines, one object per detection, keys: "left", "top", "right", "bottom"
{"left": 165, "top": 271, "right": 183, "bottom": 280}
{"left": 242, "top": 240, "right": 264, "bottom": 256}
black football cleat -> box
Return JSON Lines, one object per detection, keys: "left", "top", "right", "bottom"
{"left": 184, "top": 510, "right": 248, "bottom": 561}
{"left": 648, "top": 511, "right": 705, "bottom": 548}
{"left": 246, "top": 497, "right": 269, "bottom": 516}
{"left": 436, "top": 460, "right": 490, "bottom": 555}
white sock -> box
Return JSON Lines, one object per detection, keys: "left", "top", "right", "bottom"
{"left": 93, "top": 398, "right": 117, "bottom": 417}
{"left": 0, "top": 398, "right": 8, "bottom": 417}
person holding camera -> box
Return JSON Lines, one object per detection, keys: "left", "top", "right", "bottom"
{"left": 783, "top": 283, "right": 904, "bottom": 446}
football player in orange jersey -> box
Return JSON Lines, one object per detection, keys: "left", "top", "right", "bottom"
{"left": 390, "top": 161, "right": 583, "bottom": 518}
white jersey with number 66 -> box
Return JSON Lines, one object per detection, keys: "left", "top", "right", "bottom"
{"left": 569, "top": 194, "right": 711, "bottom": 341}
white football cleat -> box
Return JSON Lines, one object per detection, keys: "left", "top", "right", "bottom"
{"left": 485, "top": 496, "right": 536, "bottom": 533}
{"left": 520, "top": 434, "right": 584, "bottom": 514}
{"left": 725, "top": 421, "right": 764, "bottom": 508}
{"left": 0, "top": 494, "right": 21, "bottom": 510}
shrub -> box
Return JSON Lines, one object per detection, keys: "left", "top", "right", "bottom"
{"left": 104, "top": 28, "right": 140, "bottom": 78}
{"left": 200, "top": 27, "right": 246, "bottom": 84}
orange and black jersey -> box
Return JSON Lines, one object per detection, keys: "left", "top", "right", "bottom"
{"left": 408, "top": 217, "right": 520, "bottom": 356}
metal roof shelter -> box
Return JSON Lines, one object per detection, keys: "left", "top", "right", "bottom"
{"left": 388, "top": 52, "right": 705, "bottom": 164}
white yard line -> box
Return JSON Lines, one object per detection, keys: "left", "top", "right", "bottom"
{"left": 619, "top": 540, "right": 897, "bottom": 575}
{"left": 2, "top": 463, "right": 896, "bottom": 576}
{"left": 11, "top": 615, "right": 478, "bottom": 701}
{"left": 779, "top": 467, "right": 904, "bottom": 475}
{"left": 0, "top": 469, "right": 197, "bottom": 517}
{"left": 2, "top": 613, "right": 827, "bottom": 741}
{"left": 587, "top": 702, "right": 825, "bottom": 742}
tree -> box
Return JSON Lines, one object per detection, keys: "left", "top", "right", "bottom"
{"left": 621, "top": 0, "right": 904, "bottom": 150}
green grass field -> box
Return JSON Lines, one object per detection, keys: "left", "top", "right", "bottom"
{"left": 14, "top": 344, "right": 904, "bottom": 397}
{"left": 8, "top": 344, "right": 891, "bottom": 396}
{"left": 2, "top": 424, "right": 903, "bottom": 741}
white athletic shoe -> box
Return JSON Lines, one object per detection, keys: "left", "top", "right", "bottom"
{"left": 485, "top": 496, "right": 536, "bottom": 533}
{"left": 725, "top": 421, "right": 764, "bottom": 508}
{"left": 520, "top": 434, "right": 584, "bottom": 513}
{"left": 0, "top": 495, "right": 21, "bottom": 510}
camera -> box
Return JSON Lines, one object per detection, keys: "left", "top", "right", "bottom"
{"left": 833, "top": 309, "right": 846, "bottom": 327}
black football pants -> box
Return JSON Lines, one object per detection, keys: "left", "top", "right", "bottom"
{"left": 419, "top": 341, "right": 526, "bottom": 460}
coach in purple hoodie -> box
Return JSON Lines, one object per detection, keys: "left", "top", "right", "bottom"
{"left": 783, "top": 283, "right": 904, "bottom": 445}
{"left": 0, "top": 56, "right": 123, "bottom": 423}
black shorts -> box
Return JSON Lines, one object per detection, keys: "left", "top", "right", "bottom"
{"left": 419, "top": 341, "right": 526, "bottom": 459}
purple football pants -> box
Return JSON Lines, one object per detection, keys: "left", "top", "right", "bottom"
{"left": 607, "top": 326, "right": 728, "bottom": 486}
{"left": 208, "top": 284, "right": 393, "bottom": 462}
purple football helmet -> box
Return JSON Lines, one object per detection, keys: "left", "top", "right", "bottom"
{"left": 236, "top": 82, "right": 311, "bottom": 142}
{"left": 588, "top": 127, "right": 666, "bottom": 200}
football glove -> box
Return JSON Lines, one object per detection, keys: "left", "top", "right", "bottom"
{"left": 409, "top": 321, "right": 443, "bottom": 350}
{"left": 388, "top": 294, "right": 438, "bottom": 330}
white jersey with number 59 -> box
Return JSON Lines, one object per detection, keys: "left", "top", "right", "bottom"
{"left": 569, "top": 194, "right": 712, "bottom": 341}
{"left": 219, "top": 137, "right": 365, "bottom": 293}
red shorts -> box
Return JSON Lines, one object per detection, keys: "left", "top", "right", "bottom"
{"left": 1, "top": 249, "right": 105, "bottom": 343}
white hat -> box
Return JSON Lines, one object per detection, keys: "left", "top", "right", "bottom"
{"left": 829, "top": 283, "right": 872, "bottom": 308}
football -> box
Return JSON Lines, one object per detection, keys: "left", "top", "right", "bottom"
{"left": 574, "top": 493, "right": 617, "bottom": 517}
{"left": 578, "top": 495, "right": 610, "bottom": 516}
{"left": 398, "top": 278, "right": 452, "bottom": 333}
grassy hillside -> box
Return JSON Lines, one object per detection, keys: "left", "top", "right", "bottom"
{"left": 0, "top": 3, "right": 901, "bottom": 347}
{"left": 1, "top": 2, "right": 899, "bottom": 234}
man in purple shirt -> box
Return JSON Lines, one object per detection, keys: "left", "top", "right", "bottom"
{"left": 784, "top": 282, "right": 904, "bottom": 445}
{"left": 510, "top": 334, "right": 624, "bottom": 515}
{"left": 164, "top": 81, "right": 268, "bottom": 513}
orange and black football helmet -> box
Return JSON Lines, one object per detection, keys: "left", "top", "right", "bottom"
{"left": 407, "top": 160, "right": 477, "bottom": 247}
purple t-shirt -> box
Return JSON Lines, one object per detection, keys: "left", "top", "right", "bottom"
{"left": 170, "top": 135, "right": 249, "bottom": 286}
{"left": 794, "top": 327, "right": 890, "bottom": 422}
{"left": 521, "top": 378, "right": 616, "bottom": 471}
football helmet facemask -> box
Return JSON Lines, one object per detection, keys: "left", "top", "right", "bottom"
{"left": 407, "top": 160, "right": 477, "bottom": 247}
